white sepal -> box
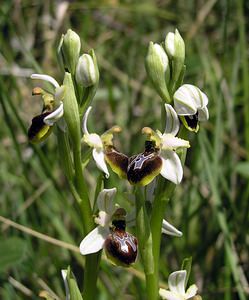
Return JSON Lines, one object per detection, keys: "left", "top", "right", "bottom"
{"left": 31, "top": 73, "right": 60, "bottom": 88}
{"left": 79, "top": 226, "right": 109, "bottom": 255}
{"left": 160, "top": 150, "right": 183, "bottom": 184}
{"left": 161, "top": 134, "right": 190, "bottom": 150}
{"left": 168, "top": 270, "right": 186, "bottom": 295}
{"left": 185, "top": 284, "right": 198, "bottom": 299}
{"left": 159, "top": 289, "right": 183, "bottom": 300}
{"left": 198, "top": 106, "right": 209, "bottom": 121}
{"left": 173, "top": 85, "right": 197, "bottom": 116}
{"left": 164, "top": 104, "right": 180, "bottom": 136}
{"left": 162, "top": 219, "right": 182, "bottom": 237}
{"left": 174, "top": 84, "right": 209, "bottom": 117}
{"left": 92, "top": 148, "right": 109, "bottom": 178}
{"left": 84, "top": 133, "right": 103, "bottom": 149}
{"left": 44, "top": 102, "right": 64, "bottom": 126}
{"left": 97, "top": 188, "right": 116, "bottom": 215}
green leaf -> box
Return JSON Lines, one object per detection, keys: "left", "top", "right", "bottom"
{"left": 181, "top": 257, "right": 192, "bottom": 289}
{"left": 0, "top": 237, "right": 27, "bottom": 272}
{"left": 235, "top": 162, "right": 249, "bottom": 178}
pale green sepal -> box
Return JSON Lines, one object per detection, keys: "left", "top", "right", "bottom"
{"left": 181, "top": 257, "right": 192, "bottom": 289}
{"left": 172, "top": 29, "right": 185, "bottom": 83}
{"left": 61, "top": 29, "right": 81, "bottom": 75}
{"left": 145, "top": 42, "right": 171, "bottom": 103}
{"left": 63, "top": 72, "right": 81, "bottom": 147}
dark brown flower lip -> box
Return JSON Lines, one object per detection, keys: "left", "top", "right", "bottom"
{"left": 28, "top": 112, "right": 51, "bottom": 141}
{"left": 104, "top": 229, "right": 138, "bottom": 266}
{"left": 127, "top": 149, "right": 162, "bottom": 185}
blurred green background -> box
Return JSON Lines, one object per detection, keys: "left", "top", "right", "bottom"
{"left": 0, "top": 0, "right": 249, "bottom": 299}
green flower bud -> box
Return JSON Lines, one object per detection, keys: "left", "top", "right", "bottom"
{"left": 61, "top": 29, "right": 81, "bottom": 75}
{"left": 76, "top": 52, "right": 99, "bottom": 87}
{"left": 165, "top": 29, "right": 185, "bottom": 87}
{"left": 145, "top": 42, "right": 170, "bottom": 102}
{"left": 63, "top": 72, "right": 81, "bottom": 146}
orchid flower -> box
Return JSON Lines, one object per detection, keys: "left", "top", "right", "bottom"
{"left": 159, "top": 270, "right": 198, "bottom": 300}
{"left": 79, "top": 188, "right": 137, "bottom": 266}
{"left": 173, "top": 84, "right": 209, "bottom": 132}
{"left": 82, "top": 106, "right": 128, "bottom": 178}
{"left": 79, "top": 188, "right": 117, "bottom": 255}
{"left": 28, "top": 74, "right": 65, "bottom": 143}
{"left": 127, "top": 104, "right": 190, "bottom": 186}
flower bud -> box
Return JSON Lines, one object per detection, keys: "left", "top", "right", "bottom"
{"left": 61, "top": 29, "right": 81, "bottom": 75}
{"left": 127, "top": 141, "right": 162, "bottom": 186}
{"left": 145, "top": 42, "right": 170, "bottom": 102}
{"left": 76, "top": 52, "right": 99, "bottom": 87}
{"left": 104, "top": 227, "right": 138, "bottom": 267}
{"left": 165, "top": 29, "right": 185, "bottom": 86}
{"left": 63, "top": 73, "right": 81, "bottom": 147}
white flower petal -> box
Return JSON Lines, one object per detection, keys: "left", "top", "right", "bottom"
{"left": 97, "top": 188, "right": 117, "bottom": 215}
{"left": 198, "top": 106, "right": 209, "bottom": 121}
{"left": 79, "top": 226, "right": 108, "bottom": 255}
{"left": 159, "top": 289, "right": 184, "bottom": 300}
{"left": 44, "top": 102, "right": 64, "bottom": 126}
{"left": 161, "top": 134, "right": 190, "bottom": 150}
{"left": 95, "top": 211, "right": 111, "bottom": 227}
{"left": 168, "top": 270, "right": 186, "bottom": 295}
{"left": 198, "top": 90, "right": 208, "bottom": 108}
{"left": 92, "top": 148, "right": 109, "bottom": 178}
{"left": 160, "top": 150, "right": 183, "bottom": 184}
{"left": 55, "top": 86, "right": 65, "bottom": 102}
{"left": 61, "top": 270, "right": 70, "bottom": 300}
{"left": 164, "top": 104, "right": 180, "bottom": 136}
{"left": 31, "top": 73, "right": 59, "bottom": 88}
{"left": 185, "top": 284, "right": 198, "bottom": 299}
{"left": 82, "top": 106, "right": 92, "bottom": 135}
{"left": 173, "top": 85, "right": 197, "bottom": 116}
{"left": 162, "top": 219, "right": 183, "bottom": 237}
{"left": 84, "top": 133, "right": 103, "bottom": 149}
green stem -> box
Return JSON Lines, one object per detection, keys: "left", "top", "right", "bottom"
{"left": 135, "top": 187, "right": 158, "bottom": 300}
{"left": 151, "top": 180, "right": 175, "bottom": 276}
{"left": 73, "top": 145, "right": 93, "bottom": 233}
{"left": 83, "top": 252, "right": 102, "bottom": 299}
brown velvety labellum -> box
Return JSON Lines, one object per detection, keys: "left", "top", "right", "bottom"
{"left": 104, "top": 146, "right": 128, "bottom": 178}
{"left": 104, "top": 229, "right": 138, "bottom": 267}
{"left": 28, "top": 112, "right": 51, "bottom": 141}
{"left": 127, "top": 149, "right": 162, "bottom": 185}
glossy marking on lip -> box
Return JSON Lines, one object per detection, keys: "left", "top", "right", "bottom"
{"left": 113, "top": 233, "right": 137, "bottom": 253}
{"left": 128, "top": 153, "right": 154, "bottom": 171}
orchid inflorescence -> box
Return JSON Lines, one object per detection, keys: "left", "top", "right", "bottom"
{"left": 27, "top": 28, "right": 208, "bottom": 299}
